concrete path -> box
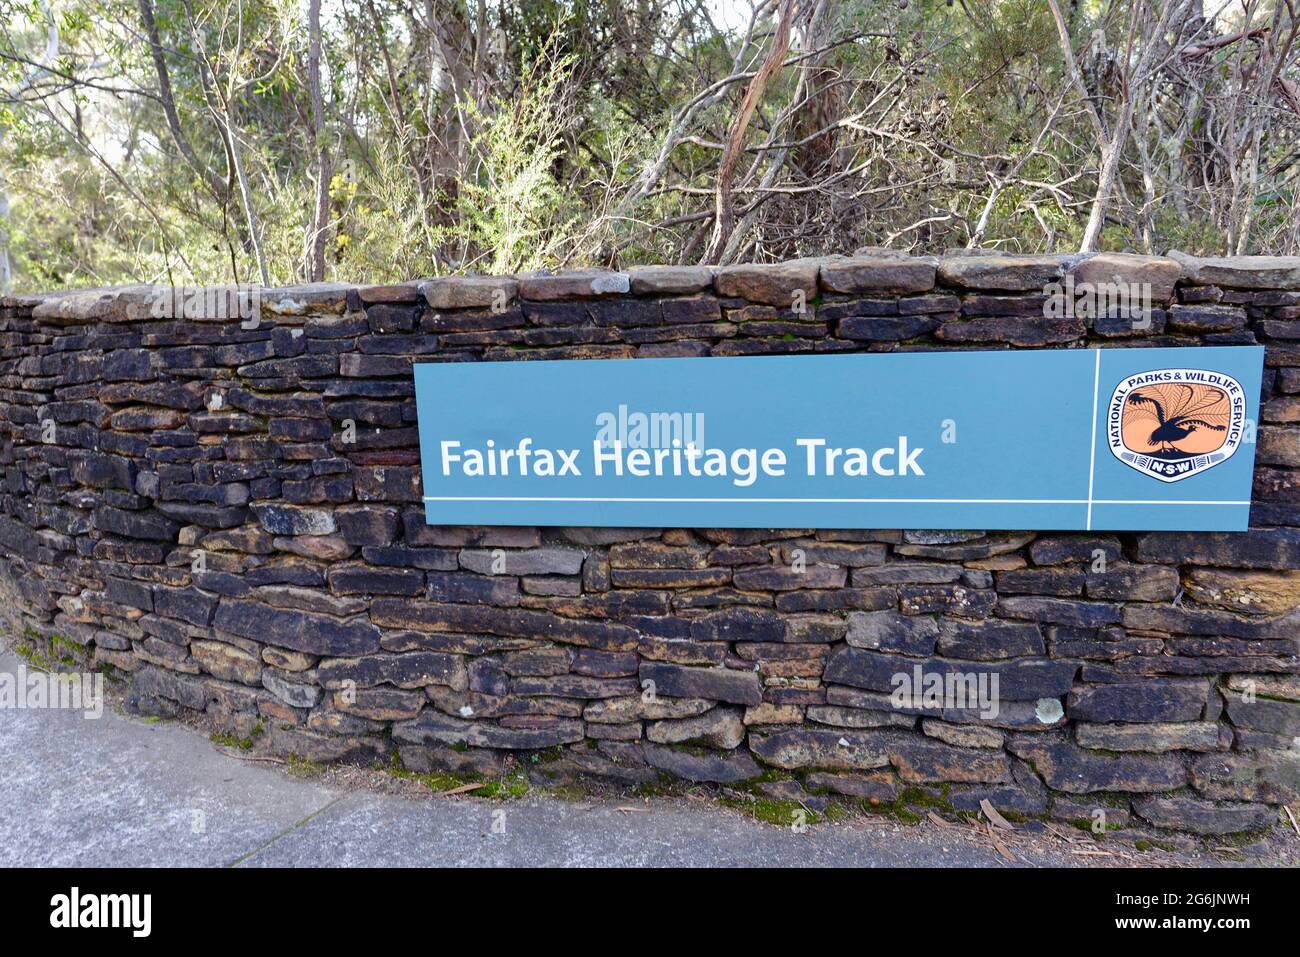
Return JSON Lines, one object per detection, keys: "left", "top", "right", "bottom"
{"left": 0, "top": 649, "right": 1259, "bottom": 868}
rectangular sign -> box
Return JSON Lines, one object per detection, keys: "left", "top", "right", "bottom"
{"left": 414, "top": 346, "right": 1264, "bottom": 531}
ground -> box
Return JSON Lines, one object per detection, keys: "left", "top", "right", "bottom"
{"left": 2, "top": 646, "right": 1296, "bottom": 868}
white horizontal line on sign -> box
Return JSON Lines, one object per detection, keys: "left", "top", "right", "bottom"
{"left": 423, "top": 497, "right": 1251, "bottom": 506}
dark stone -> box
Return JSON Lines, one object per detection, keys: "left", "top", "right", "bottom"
{"left": 805, "top": 771, "right": 899, "bottom": 803}
{"left": 996, "top": 596, "right": 1122, "bottom": 628}
{"left": 335, "top": 506, "right": 400, "bottom": 545}
{"left": 370, "top": 599, "right": 638, "bottom": 650}
{"left": 511, "top": 675, "right": 638, "bottom": 699}
{"left": 936, "top": 619, "right": 1045, "bottom": 660}
{"left": 424, "top": 571, "right": 521, "bottom": 605}
{"left": 318, "top": 652, "right": 464, "bottom": 689}
{"left": 824, "top": 647, "right": 1076, "bottom": 700}
{"left": 133, "top": 666, "right": 209, "bottom": 711}
{"left": 393, "top": 711, "right": 584, "bottom": 750}
{"left": 689, "top": 607, "right": 785, "bottom": 643}
{"left": 846, "top": 610, "right": 939, "bottom": 655}
{"left": 1132, "top": 529, "right": 1300, "bottom": 570}
{"left": 93, "top": 506, "right": 179, "bottom": 541}
{"left": 1224, "top": 695, "right": 1300, "bottom": 737}
{"left": 327, "top": 564, "right": 425, "bottom": 595}
{"left": 250, "top": 503, "right": 335, "bottom": 536}
{"left": 106, "top": 576, "right": 153, "bottom": 611}
{"left": 1068, "top": 680, "right": 1207, "bottom": 723}
{"left": 639, "top": 662, "right": 763, "bottom": 706}
{"left": 71, "top": 451, "right": 137, "bottom": 490}
{"left": 1132, "top": 796, "right": 1275, "bottom": 835}
{"left": 153, "top": 586, "right": 218, "bottom": 626}
{"left": 214, "top": 599, "right": 379, "bottom": 656}
{"left": 900, "top": 585, "right": 996, "bottom": 617}
{"left": 838, "top": 315, "right": 940, "bottom": 340}
{"left": 1168, "top": 303, "right": 1247, "bottom": 333}
{"left": 643, "top": 743, "right": 760, "bottom": 783}
{"left": 886, "top": 736, "right": 1013, "bottom": 783}
{"left": 749, "top": 729, "right": 890, "bottom": 770}
{"left": 1191, "top": 753, "right": 1300, "bottom": 804}
{"left": 1006, "top": 737, "right": 1187, "bottom": 793}
{"left": 949, "top": 786, "right": 1047, "bottom": 816}
{"left": 1029, "top": 536, "right": 1121, "bottom": 566}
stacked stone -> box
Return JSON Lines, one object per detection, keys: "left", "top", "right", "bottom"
{"left": 0, "top": 249, "right": 1297, "bottom": 837}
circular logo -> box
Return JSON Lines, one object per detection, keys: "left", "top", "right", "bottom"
{"left": 1106, "top": 368, "right": 1247, "bottom": 483}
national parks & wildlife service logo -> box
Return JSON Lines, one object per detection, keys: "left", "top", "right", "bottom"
{"left": 1107, "top": 368, "right": 1247, "bottom": 483}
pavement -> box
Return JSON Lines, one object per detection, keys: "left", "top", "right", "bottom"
{"left": 0, "top": 648, "right": 1283, "bottom": 868}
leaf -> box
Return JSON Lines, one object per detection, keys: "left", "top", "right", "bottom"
{"left": 980, "top": 798, "right": 1014, "bottom": 830}
{"left": 440, "top": 781, "right": 487, "bottom": 796}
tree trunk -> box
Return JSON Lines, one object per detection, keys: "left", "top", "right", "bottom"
{"left": 306, "top": 0, "right": 331, "bottom": 283}
{"left": 137, "top": 0, "right": 227, "bottom": 203}
{"left": 703, "top": 0, "right": 798, "bottom": 264}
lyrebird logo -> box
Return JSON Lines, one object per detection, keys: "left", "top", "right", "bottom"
{"left": 49, "top": 887, "right": 151, "bottom": 937}
{"left": 1107, "top": 368, "right": 1247, "bottom": 483}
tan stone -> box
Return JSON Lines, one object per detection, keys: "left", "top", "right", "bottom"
{"left": 1169, "top": 250, "right": 1300, "bottom": 289}
{"left": 966, "top": 555, "right": 1026, "bottom": 571}
{"left": 627, "top": 265, "right": 714, "bottom": 295}
{"left": 1226, "top": 674, "right": 1300, "bottom": 702}
{"left": 714, "top": 259, "right": 822, "bottom": 305}
{"left": 586, "top": 721, "right": 642, "bottom": 741}
{"left": 262, "top": 646, "right": 319, "bottom": 671}
{"left": 582, "top": 695, "right": 714, "bottom": 724}
{"left": 518, "top": 270, "right": 629, "bottom": 300}
{"left": 1184, "top": 568, "right": 1300, "bottom": 616}
{"left": 920, "top": 718, "right": 1004, "bottom": 749}
{"left": 256, "top": 693, "right": 302, "bottom": 723}
{"left": 1075, "top": 721, "right": 1227, "bottom": 753}
{"left": 1257, "top": 426, "right": 1300, "bottom": 468}
{"left": 819, "top": 256, "right": 936, "bottom": 294}
{"left": 936, "top": 253, "right": 1067, "bottom": 290}
{"left": 421, "top": 276, "right": 518, "bottom": 309}
{"left": 1068, "top": 252, "right": 1181, "bottom": 303}
{"left": 1263, "top": 397, "right": 1300, "bottom": 424}
{"left": 191, "top": 639, "right": 262, "bottom": 685}
{"left": 646, "top": 706, "right": 745, "bottom": 749}
{"left": 259, "top": 283, "right": 351, "bottom": 315}
{"left": 333, "top": 687, "right": 425, "bottom": 721}
{"left": 357, "top": 281, "right": 423, "bottom": 304}
{"left": 271, "top": 535, "right": 355, "bottom": 561}
{"left": 743, "top": 702, "right": 804, "bottom": 725}
{"left": 256, "top": 584, "right": 367, "bottom": 618}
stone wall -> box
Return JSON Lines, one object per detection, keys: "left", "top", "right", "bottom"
{"left": 2, "top": 250, "right": 1298, "bottom": 838}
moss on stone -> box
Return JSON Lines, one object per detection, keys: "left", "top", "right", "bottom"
{"left": 716, "top": 793, "right": 821, "bottom": 828}
{"left": 210, "top": 731, "right": 255, "bottom": 751}
{"left": 50, "top": 634, "right": 80, "bottom": 658}
{"left": 477, "top": 771, "right": 530, "bottom": 800}
{"left": 388, "top": 755, "right": 530, "bottom": 801}
{"left": 14, "top": 642, "right": 54, "bottom": 671}
{"left": 284, "top": 754, "right": 324, "bottom": 779}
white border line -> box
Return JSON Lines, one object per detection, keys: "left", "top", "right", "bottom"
{"left": 424, "top": 496, "right": 1249, "bottom": 505}
{"left": 1086, "top": 348, "right": 1101, "bottom": 530}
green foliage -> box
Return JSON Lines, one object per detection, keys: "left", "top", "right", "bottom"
{"left": 2, "top": 0, "right": 1298, "bottom": 293}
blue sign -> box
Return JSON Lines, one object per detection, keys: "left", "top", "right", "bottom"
{"left": 414, "top": 346, "right": 1263, "bottom": 531}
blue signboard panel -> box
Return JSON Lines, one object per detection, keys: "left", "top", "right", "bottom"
{"left": 414, "top": 346, "right": 1263, "bottom": 530}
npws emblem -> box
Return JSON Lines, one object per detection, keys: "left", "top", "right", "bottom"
{"left": 1107, "top": 369, "right": 1247, "bottom": 483}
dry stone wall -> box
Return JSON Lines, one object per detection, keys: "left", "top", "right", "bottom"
{"left": 2, "top": 250, "right": 1299, "bottom": 837}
